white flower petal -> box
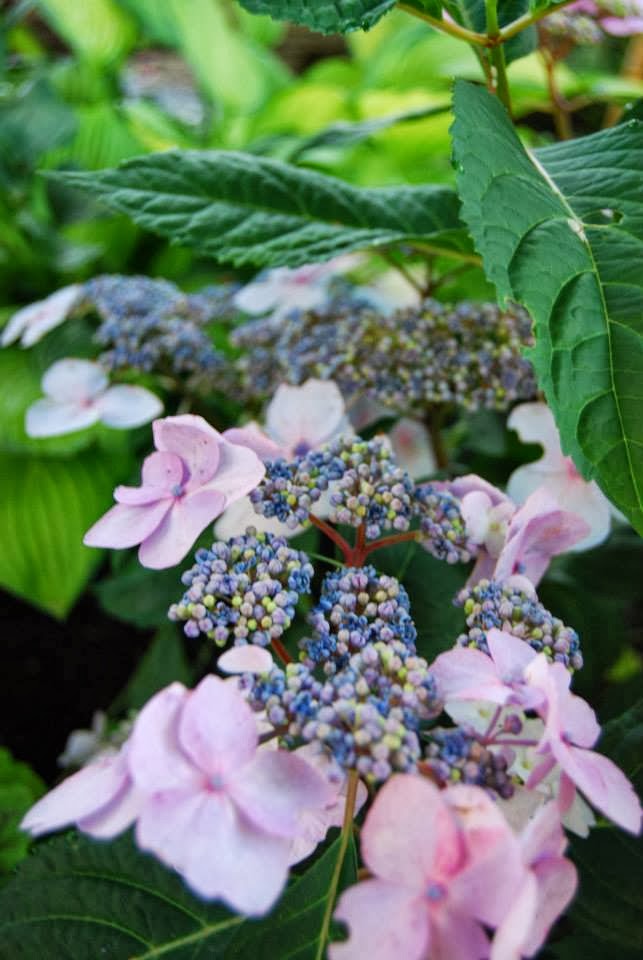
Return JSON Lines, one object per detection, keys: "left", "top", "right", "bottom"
{"left": 507, "top": 403, "right": 565, "bottom": 469}
{"left": 2, "top": 284, "right": 82, "bottom": 348}
{"left": 266, "top": 379, "right": 349, "bottom": 453}
{"left": 25, "top": 398, "right": 101, "bottom": 437}
{"left": 98, "top": 385, "right": 163, "bottom": 429}
{"left": 389, "top": 418, "right": 436, "bottom": 480}
{"left": 41, "top": 358, "right": 108, "bottom": 404}
{"left": 214, "top": 495, "right": 297, "bottom": 540}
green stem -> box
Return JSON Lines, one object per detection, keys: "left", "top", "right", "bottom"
{"left": 398, "top": 2, "right": 487, "bottom": 45}
{"left": 409, "top": 242, "right": 482, "bottom": 267}
{"left": 498, "top": 0, "right": 577, "bottom": 42}
{"left": 485, "top": 0, "right": 512, "bottom": 114}
{"left": 315, "top": 770, "right": 360, "bottom": 960}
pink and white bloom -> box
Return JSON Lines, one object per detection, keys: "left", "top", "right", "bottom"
{"left": 233, "top": 260, "right": 350, "bottom": 320}
{"left": 431, "top": 628, "right": 542, "bottom": 711}
{"left": 129, "top": 677, "right": 332, "bottom": 914}
{"left": 84, "top": 414, "right": 265, "bottom": 568}
{"left": 491, "top": 803, "right": 577, "bottom": 960}
{"left": 389, "top": 418, "right": 436, "bottom": 480}
{"left": 331, "top": 775, "right": 523, "bottom": 960}
{"left": 507, "top": 402, "right": 612, "bottom": 551}
{"left": 444, "top": 475, "right": 590, "bottom": 587}
{"left": 525, "top": 656, "right": 642, "bottom": 834}
{"left": 21, "top": 745, "right": 143, "bottom": 840}
{"left": 2, "top": 284, "right": 82, "bottom": 347}
{"left": 216, "top": 379, "right": 350, "bottom": 539}
{"left": 25, "top": 358, "right": 162, "bottom": 438}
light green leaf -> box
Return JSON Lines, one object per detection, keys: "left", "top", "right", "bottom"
{"left": 0, "top": 749, "right": 45, "bottom": 875}
{"left": 0, "top": 829, "right": 356, "bottom": 958}
{"left": 236, "top": 0, "right": 396, "bottom": 34}
{"left": 451, "top": 80, "right": 643, "bottom": 534}
{"left": 51, "top": 150, "right": 467, "bottom": 267}
{"left": 0, "top": 447, "right": 131, "bottom": 617}
{"left": 36, "top": 0, "right": 137, "bottom": 64}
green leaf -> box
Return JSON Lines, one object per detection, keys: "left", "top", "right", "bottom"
{"left": 110, "top": 624, "right": 193, "bottom": 713}
{"left": 0, "top": 749, "right": 45, "bottom": 875}
{"left": 36, "top": 0, "right": 137, "bottom": 64}
{"left": 95, "top": 557, "right": 185, "bottom": 629}
{"left": 0, "top": 829, "right": 356, "bottom": 958}
{"left": 0, "top": 447, "right": 131, "bottom": 617}
{"left": 236, "top": 0, "right": 396, "bottom": 34}
{"left": 375, "top": 541, "right": 469, "bottom": 661}
{"left": 50, "top": 150, "right": 466, "bottom": 267}
{"left": 0, "top": 78, "right": 76, "bottom": 176}
{"left": 451, "top": 80, "right": 643, "bottom": 534}
{"left": 598, "top": 698, "right": 643, "bottom": 793}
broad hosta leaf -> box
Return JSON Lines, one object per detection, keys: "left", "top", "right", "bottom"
{"left": 236, "top": 0, "right": 396, "bottom": 34}
{"left": 0, "top": 829, "right": 356, "bottom": 958}
{"left": 451, "top": 81, "right": 643, "bottom": 534}
{"left": 0, "top": 447, "right": 130, "bottom": 617}
{"left": 51, "top": 150, "right": 466, "bottom": 267}
{"left": 37, "top": 0, "right": 137, "bottom": 64}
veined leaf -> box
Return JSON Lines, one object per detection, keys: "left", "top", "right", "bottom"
{"left": 51, "top": 150, "right": 467, "bottom": 267}
{"left": 0, "top": 447, "right": 131, "bottom": 617}
{"left": 451, "top": 80, "right": 643, "bottom": 534}
{"left": 0, "top": 830, "right": 356, "bottom": 958}
{"left": 236, "top": 0, "right": 396, "bottom": 34}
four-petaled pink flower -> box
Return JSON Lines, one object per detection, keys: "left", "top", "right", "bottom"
{"left": 444, "top": 475, "right": 590, "bottom": 587}
{"left": 431, "top": 627, "right": 542, "bottom": 711}
{"left": 491, "top": 803, "right": 577, "bottom": 960}
{"left": 233, "top": 260, "right": 351, "bottom": 320}
{"left": 524, "top": 655, "right": 642, "bottom": 834}
{"left": 216, "top": 379, "right": 350, "bottom": 539}
{"left": 128, "top": 676, "right": 332, "bottom": 913}
{"left": 84, "top": 414, "right": 265, "bottom": 568}
{"left": 507, "top": 403, "right": 613, "bottom": 551}
{"left": 331, "top": 775, "right": 523, "bottom": 960}
{"left": 25, "top": 358, "right": 163, "bottom": 438}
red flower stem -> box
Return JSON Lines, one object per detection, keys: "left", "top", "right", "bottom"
{"left": 363, "top": 530, "right": 419, "bottom": 557}
{"left": 271, "top": 637, "right": 292, "bottom": 665}
{"left": 309, "top": 514, "right": 353, "bottom": 560}
{"left": 490, "top": 737, "right": 539, "bottom": 747}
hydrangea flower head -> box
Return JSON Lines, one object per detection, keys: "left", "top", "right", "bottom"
{"left": 84, "top": 415, "right": 265, "bottom": 568}
{"left": 25, "top": 358, "right": 162, "bottom": 437}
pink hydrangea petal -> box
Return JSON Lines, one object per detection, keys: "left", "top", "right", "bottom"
{"left": 490, "top": 873, "right": 539, "bottom": 960}
{"left": 389, "top": 418, "right": 436, "bottom": 480}
{"left": 555, "top": 745, "right": 642, "bottom": 834}
{"left": 137, "top": 488, "right": 226, "bottom": 569}
{"left": 83, "top": 499, "right": 173, "bottom": 550}
{"left": 114, "top": 485, "right": 170, "bottom": 506}
{"left": 330, "top": 880, "right": 431, "bottom": 960}
{"left": 601, "top": 15, "right": 643, "bottom": 35}
{"left": 2, "top": 284, "right": 82, "bottom": 347}
{"left": 203, "top": 438, "right": 265, "bottom": 506}
{"left": 25, "top": 398, "right": 101, "bottom": 437}
{"left": 178, "top": 674, "right": 258, "bottom": 779}
{"left": 98, "top": 385, "right": 163, "bottom": 429}
{"left": 487, "top": 628, "right": 538, "bottom": 683}
{"left": 430, "top": 908, "right": 490, "bottom": 960}
{"left": 440, "top": 474, "right": 510, "bottom": 507}
{"left": 532, "top": 472, "right": 612, "bottom": 552}
{"left": 362, "top": 774, "right": 463, "bottom": 888}
{"left": 79, "top": 778, "right": 145, "bottom": 839}
{"left": 266, "top": 380, "right": 349, "bottom": 452}
{"left": 460, "top": 491, "right": 493, "bottom": 544}
{"left": 523, "top": 858, "right": 577, "bottom": 957}
{"left": 465, "top": 551, "right": 497, "bottom": 588}
{"left": 229, "top": 749, "right": 332, "bottom": 838}
{"left": 430, "top": 647, "right": 510, "bottom": 705}
{"left": 136, "top": 789, "right": 205, "bottom": 872}
{"left": 42, "top": 358, "right": 107, "bottom": 403}
{"left": 519, "top": 801, "right": 567, "bottom": 864}
{"left": 128, "top": 682, "right": 195, "bottom": 793}
{"left": 223, "top": 424, "right": 286, "bottom": 461}
{"left": 218, "top": 646, "right": 274, "bottom": 674}
{"left": 153, "top": 415, "right": 222, "bottom": 489}
{"left": 142, "top": 450, "right": 185, "bottom": 488}
{"left": 21, "top": 751, "right": 129, "bottom": 837}
{"left": 445, "top": 785, "right": 524, "bottom": 927}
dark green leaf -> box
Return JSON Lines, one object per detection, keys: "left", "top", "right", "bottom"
{"left": 95, "top": 557, "right": 185, "bottom": 629}
{"left": 451, "top": 81, "right": 643, "bottom": 534}
{"left": 0, "top": 829, "right": 356, "bottom": 959}
{"left": 0, "top": 447, "right": 131, "bottom": 617}
{"left": 0, "top": 750, "right": 45, "bottom": 875}
{"left": 49, "top": 150, "right": 467, "bottom": 268}
{"left": 598, "top": 698, "right": 643, "bottom": 793}
{"left": 0, "top": 78, "right": 76, "bottom": 176}
{"left": 235, "top": 0, "right": 396, "bottom": 34}
{"left": 110, "top": 625, "right": 193, "bottom": 713}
